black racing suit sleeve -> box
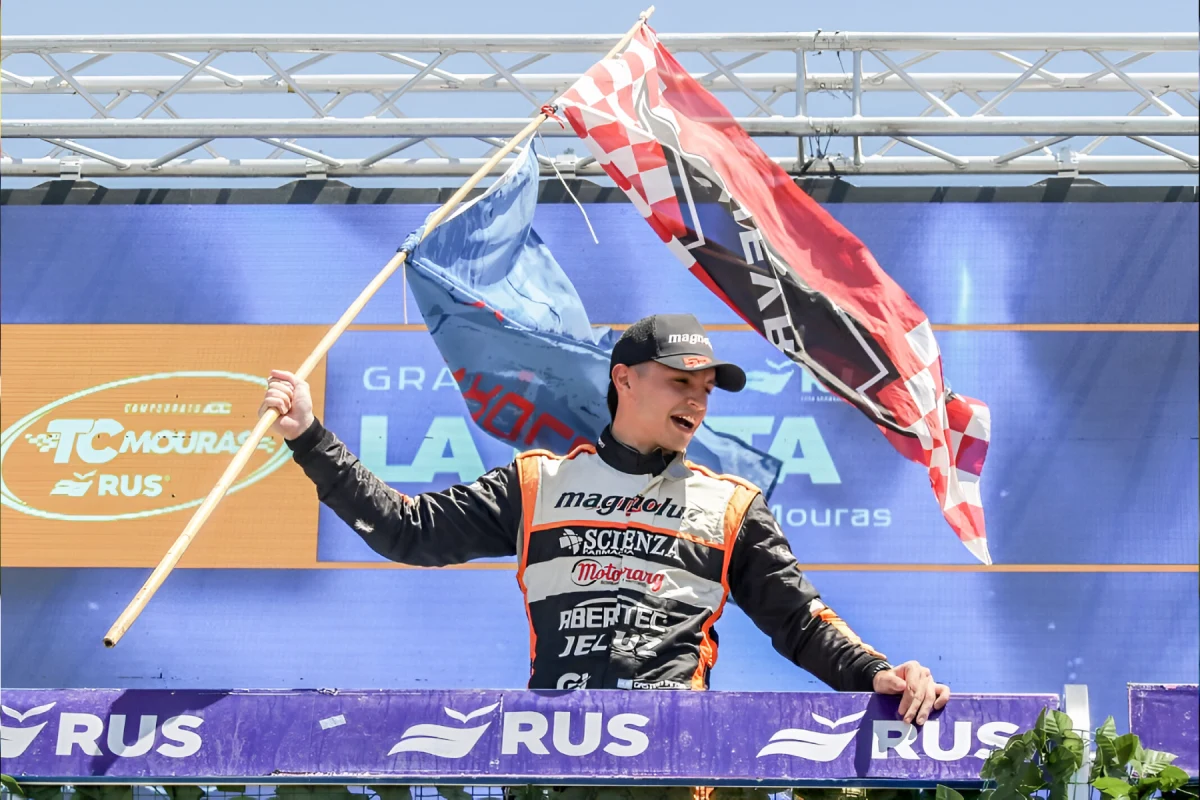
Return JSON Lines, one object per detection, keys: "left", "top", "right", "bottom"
{"left": 285, "top": 418, "right": 520, "bottom": 567}
{"left": 728, "top": 494, "right": 891, "bottom": 692}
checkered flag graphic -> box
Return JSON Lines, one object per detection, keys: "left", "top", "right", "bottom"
{"left": 557, "top": 26, "right": 992, "bottom": 563}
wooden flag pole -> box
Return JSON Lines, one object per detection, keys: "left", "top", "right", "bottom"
{"left": 103, "top": 6, "right": 655, "bottom": 648}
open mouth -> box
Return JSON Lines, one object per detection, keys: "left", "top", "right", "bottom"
{"left": 670, "top": 414, "right": 697, "bottom": 432}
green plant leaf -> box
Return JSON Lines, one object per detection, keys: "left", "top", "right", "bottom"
{"left": 1031, "top": 708, "right": 1053, "bottom": 749}
{"left": 1095, "top": 718, "right": 1120, "bottom": 769}
{"left": 989, "top": 749, "right": 1042, "bottom": 796}
{"left": 1135, "top": 776, "right": 1164, "bottom": 800}
{"left": 710, "top": 789, "right": 774, "bottom": 800}
{"left": 1094, "top": 778, "right": 1134, "bottom": 798}
{"left": 986, "top": 787, "right": 1029, "bottom": 800}
{"left": 163, "top": 787, "right": 205, "bottom": 800}
{"left": 1062, "top": 731, "right": 1085, "bottom": 761}
{"left": 73, "top": 786, "right": 134, "bottom": 800}
{"left": 979, "top": 758, "right": 1017, "bottom": 786}
{"left": 983, "top": 731, "right": 1038, "bottom": 784}
{"left": 980, "top": 747, "right": 1010, "bottom": 781}
{"left": 272, "top": 787, "right": 356, "bottom": 800}
{"left": 23, "top": 786, "right": 65, "bottom": 800}
{"left": 1, "top": 776, "right": 26, "bottom": 798}
{"left": 791, "top": 791, "right": 849, "bottom": 800}
{"left": 1093, "top": 730, "right": 1140, "bottom": 782}
{"left": 1161, "top": 783, "right": 1200, "bottom": 800}
{"left": 1115, "top": 734, "right": 1142, "bottom": 769}
{"left": 1140, "top": 749, "right": 1179, "bottom": 777}
{"left": 1041, "top": 710, "right": 1078, "bottom": 742}
{"left": 1045, "top": 740, "right": 1084, "bottom": 781}
{"left": 513, "top": 788, "right": 538, "bottom": 800}
{"left": 369, "top": 787, "right": 413, "bottom": 800}
{"left": 1018, "top": 762, "right": 1047, "bottom": 794}
{"left": 1155, "top": 765, "right": 1191, "bottom": 793}
{"left": 935, "top": 787, "right": 965, "bottom": 800}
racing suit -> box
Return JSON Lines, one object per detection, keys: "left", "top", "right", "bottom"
{"left": 288, "top": 420, "right": 892, "bottom": 692}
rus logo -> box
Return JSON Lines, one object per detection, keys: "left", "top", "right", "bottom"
{"left": 388, "top": 704, "right": 650, "bottom": 760}
{"left": 0, "top": 703, "right": 204, "bottom": 759}
{"left": 757, "top": 713, "right": 1019, "bottom": 762}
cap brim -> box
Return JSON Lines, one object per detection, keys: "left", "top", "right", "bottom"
{"left": 653, "top": 355, "right": 746, "bottom": 392}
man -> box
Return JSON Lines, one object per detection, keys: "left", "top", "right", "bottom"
{"left": 261, "top": 314, "right": 950, "bottom": 726}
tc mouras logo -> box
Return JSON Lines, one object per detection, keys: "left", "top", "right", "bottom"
{"left": 1, "top": 371, "right": 291, "bottom": 522}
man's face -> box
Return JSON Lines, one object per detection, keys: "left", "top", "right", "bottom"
{"left": 612, "top": 361, "right": 717, "bottom": 452}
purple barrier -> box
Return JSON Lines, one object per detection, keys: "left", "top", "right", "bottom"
{"left": 1128, "top": 684, "right": 1199, "bottom": 777}
{"left": 0, "top": 689, "right": 1058, "bottom": 786}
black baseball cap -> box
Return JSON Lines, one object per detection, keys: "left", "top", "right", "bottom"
{"left": 607, "top": 314, "right": 747, "bottom": 417}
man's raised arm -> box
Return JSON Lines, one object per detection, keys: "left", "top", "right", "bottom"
{"left": 261, "top": 370, "right": 519, "bottom": 567}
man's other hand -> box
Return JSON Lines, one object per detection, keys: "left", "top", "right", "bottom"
{"left": 872, "top": 660, "right": 950, "bottom": 725}
{"left": 259, "top": 369, "right": 315, "bottom": 441}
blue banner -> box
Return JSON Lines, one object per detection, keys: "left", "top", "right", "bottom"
{"left": 317, "top": 329, "right": 1197, "bottom": 565}
{"left": 3, "top": 204, "right": 1195, "bottom": 326}
{"left": 1, "top": 198, "right": 1196, "bottom": 736}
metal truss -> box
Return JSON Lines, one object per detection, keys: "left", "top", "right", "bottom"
{"left": 2, "top": 32, "right": 1196, "bottom": 180}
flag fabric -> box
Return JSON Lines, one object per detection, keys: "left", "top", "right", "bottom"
{"left": 400, "top": 142, "right": 784, "bottom": 498}
{"left": 555, "top": 25, "right": 992, "bottom": 563}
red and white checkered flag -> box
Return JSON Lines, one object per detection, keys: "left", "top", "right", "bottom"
{"left": 558, "top": 25, "right": 992, "bottom": 563}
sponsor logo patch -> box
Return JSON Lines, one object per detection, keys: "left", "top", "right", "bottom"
{"left": 558, "top": 528, "right": 682, "bottom": 561}
{"left": 571, "top": 559, "right": 667, "bottom": 593}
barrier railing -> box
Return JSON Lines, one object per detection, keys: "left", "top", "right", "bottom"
{"left": 1128, "top": 683, "right": 1199, "bottom": 778}
{"left": 4, "top": 686, "right": 1195, "bottom": 788}
{"left": 0, "top": 689, "right": 1064, "bottom": 787}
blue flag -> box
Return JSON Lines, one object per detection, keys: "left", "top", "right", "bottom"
{"left": 401, "top": 143, "right": 781, "bottom": 497}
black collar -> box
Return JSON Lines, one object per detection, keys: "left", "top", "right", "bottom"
{"left": 596, "top": 426, "right": 677, "bottom": 476}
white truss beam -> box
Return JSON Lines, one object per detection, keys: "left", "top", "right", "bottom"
{"left": 7, "top": 32, "right": 1195, "bottom": 52}
{"left": 5, "top": 73, "right": 1194, "bottom": 95}
{"left": 2, "top": 31, "right": 1195, "bottom": 179}
{"left": 6, "top": 116, "right": 1194, "bottom": 138}
{"left": 1, "top": 155, "right": 1186, "bottom": 177}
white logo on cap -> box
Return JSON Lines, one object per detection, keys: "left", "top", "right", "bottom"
{"left": 667, "top": 334, "right": 711, "bottom": 346}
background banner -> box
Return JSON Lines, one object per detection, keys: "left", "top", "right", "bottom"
{"left": 1, "top": 197, "right": 1195, "bottom": 734}
{"left": 317, "top": 327, "right": 1197, "bottom": 566}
